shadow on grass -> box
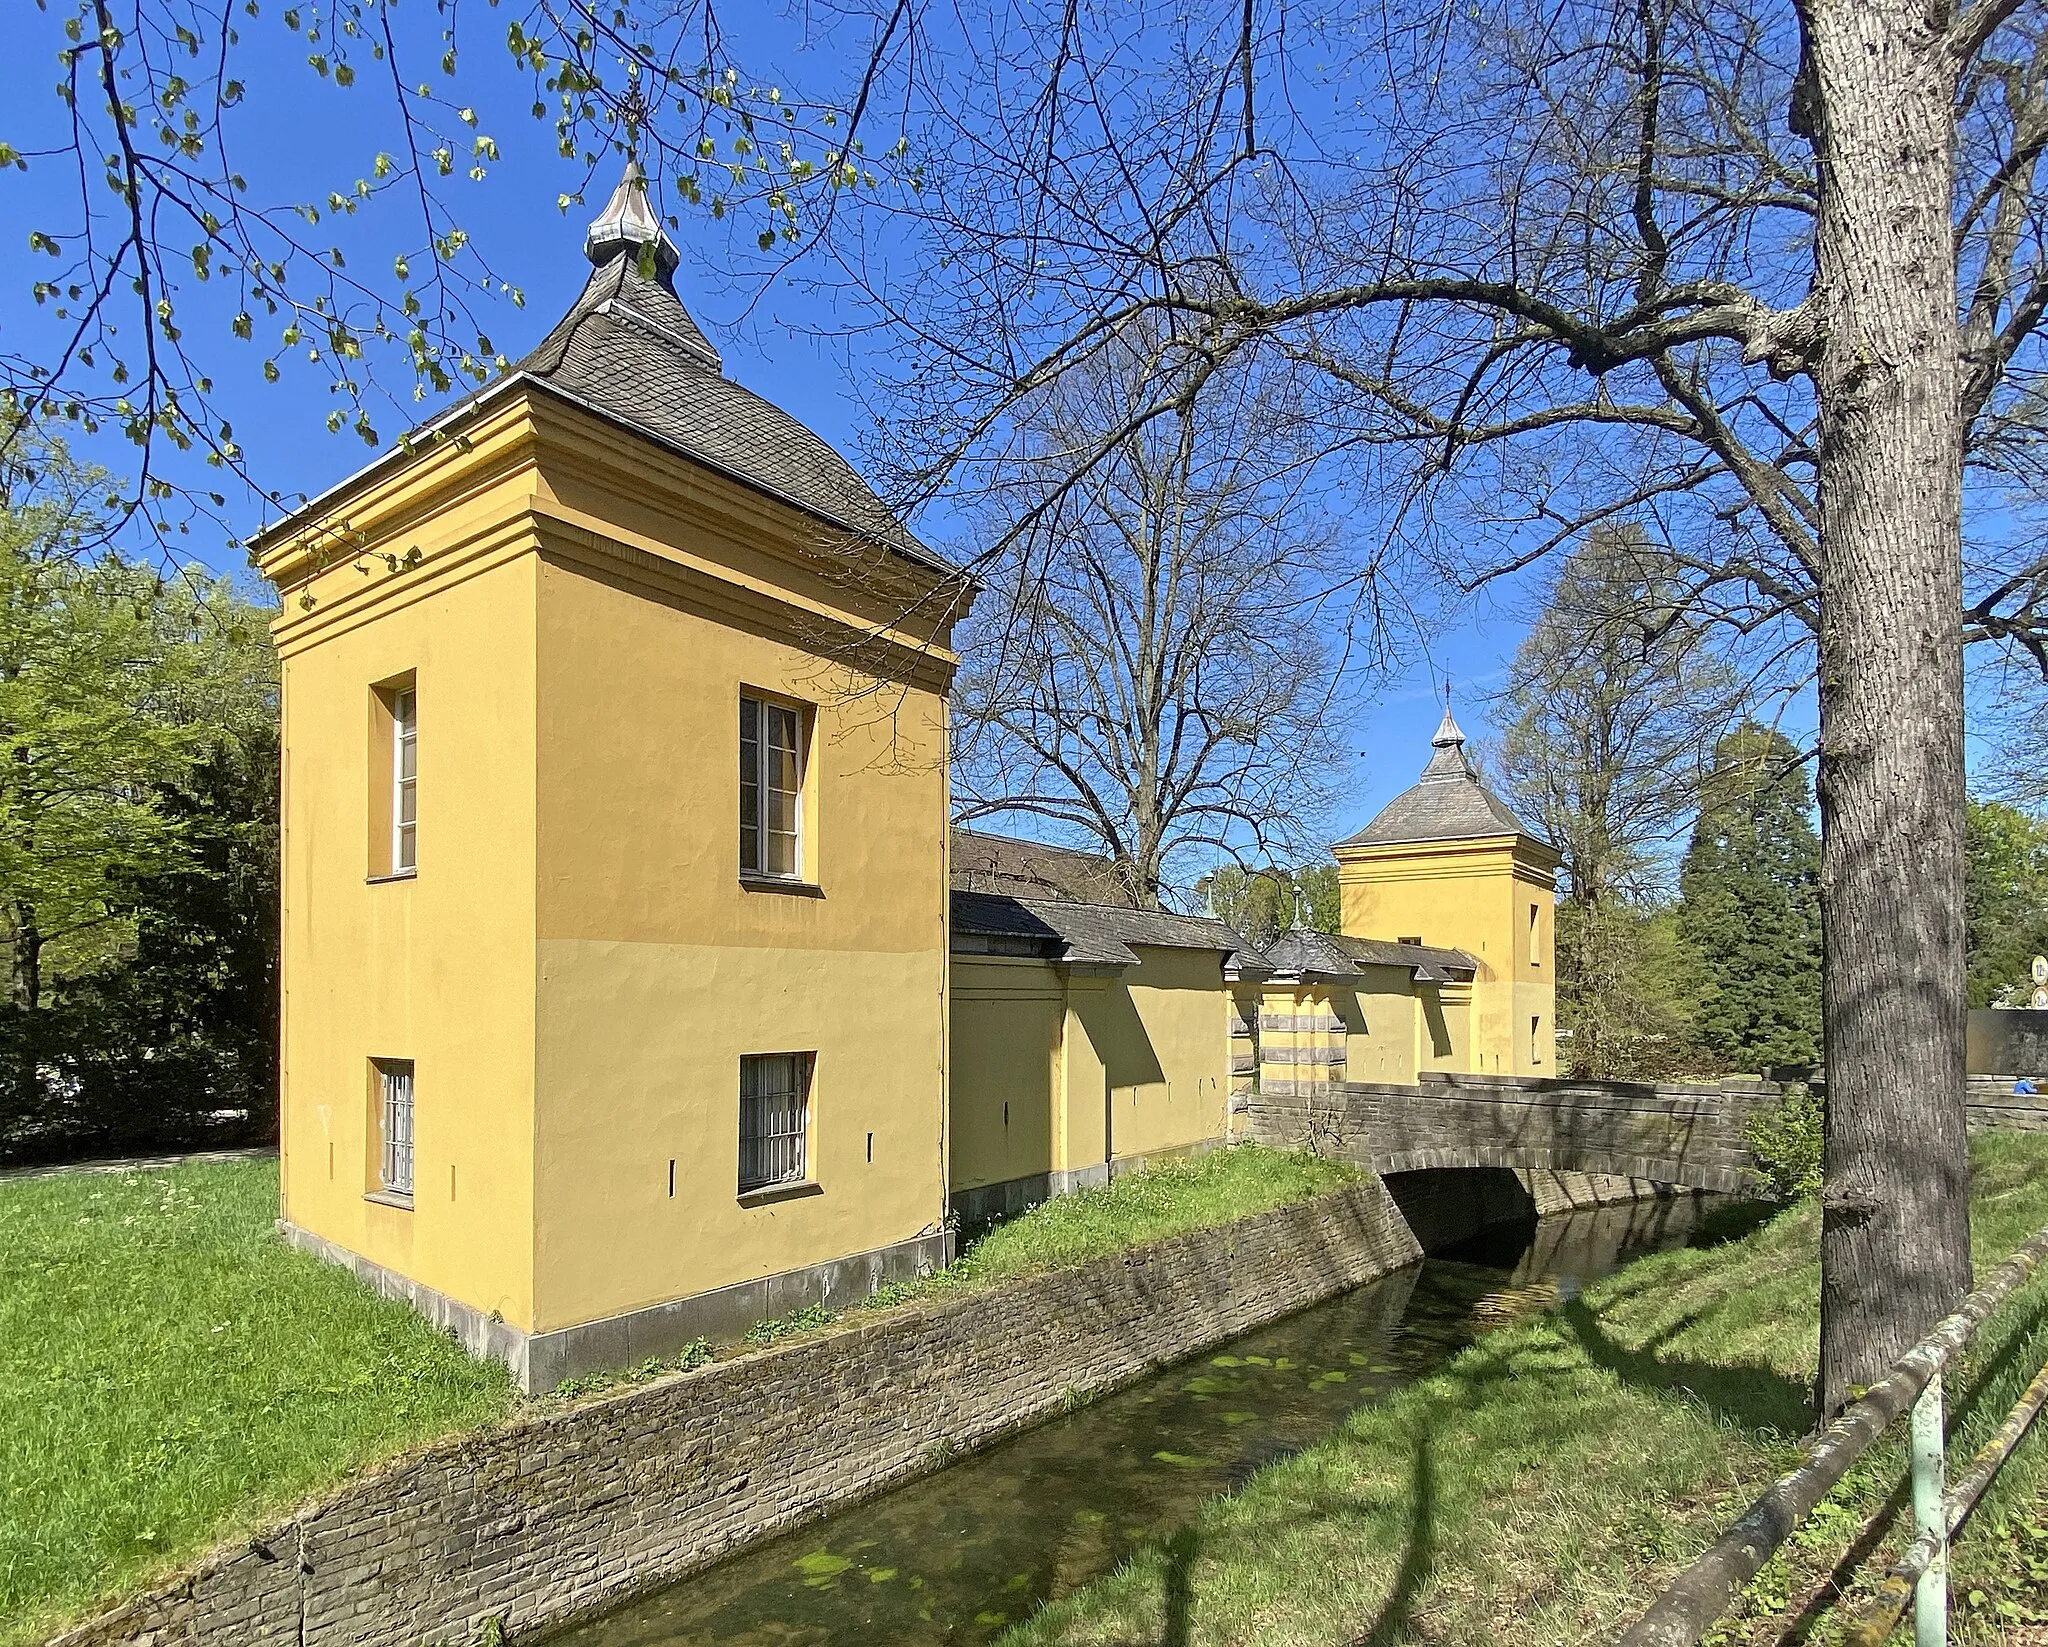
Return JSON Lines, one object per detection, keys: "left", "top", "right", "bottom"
{"left": 1687, "top": 1198, "right": 1785, "bottom": 1250}
{"left": 1351, "top": 1430, "right": 1437, "bottom": 1647}
{"left": 1561, "top": 1297, "right": 1814, "bottom": 1437}
{"left": 1131, "top": 1428, "right": 1439, "bottom": 1647}
{"left": 1159, "top": 1527, "right": 1199, "bottom": 1647}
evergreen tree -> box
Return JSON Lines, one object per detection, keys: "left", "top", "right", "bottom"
{"left": 1678, "top": 724, "right": 1824, "bottom": 1071}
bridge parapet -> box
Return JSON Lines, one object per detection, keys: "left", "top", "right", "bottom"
{"left": 1242, "top": 1071, "right": 1778, "bottom": 1194}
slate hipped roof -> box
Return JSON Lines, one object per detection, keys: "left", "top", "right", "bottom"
{"left": 1261, "top": 927, "right": 1477, "bottom": 986}
{"left": 950, "top": 827, "right": 1141, "bottom": 906}
{"left": 511, "top": 162, "right": 948, "bottom": 573}
{"left": 1336, "top": 707, "right": 1542, "bottom": 849}
{"left": 950, "top": 890, "right": 1270, "bottom": 974}
{"left": 255, "top": 161, "right": 949, "bottom": 577}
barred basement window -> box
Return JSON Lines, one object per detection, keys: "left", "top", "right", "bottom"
{"left": 378, "top": 1060, "right": 415, "bottom": 1199}
{"left": 739, "top": 1052, "right": 811, "bottom": 1193}
{"left": 739, "top": 695, "right": 803, "bottom": 878}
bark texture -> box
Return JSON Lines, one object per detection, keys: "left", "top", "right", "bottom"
{"left": 1806, "top": 0, "right": 1975, "bottom": 1416}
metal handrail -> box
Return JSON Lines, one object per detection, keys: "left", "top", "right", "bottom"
{"left": 1617, "top": 1224, "right": 2048, "bottom": 1647}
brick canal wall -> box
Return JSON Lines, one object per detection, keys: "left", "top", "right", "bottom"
{"left": 50, "top": 1178, "right": 1422, "bottom": 1647}
{"left": 1244, "top": 1071, "right": 1775, "bottom": 1194}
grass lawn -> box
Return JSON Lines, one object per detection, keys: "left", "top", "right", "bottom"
{"left": 922, "top": 1144, "right": 1364, "bottom": 1292}
{"left": 999, "top": 1131, "right": 2048, "bottom": 1647}
{"left": 0, "top": 1159, "right": 514, "bottom": 1647}
{"left": 0, "top": 1141, "right": 1359, "bottom": 1645}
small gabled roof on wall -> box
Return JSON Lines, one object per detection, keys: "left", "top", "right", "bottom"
{"left": 950, "top": 890, "right": 1271, "bottom": 975}
{"left": 1262, "top": 926, "right": 1476, "bottom": 987}
{"left": 1336, "top": 708, "right": 1546, "bottom": 852}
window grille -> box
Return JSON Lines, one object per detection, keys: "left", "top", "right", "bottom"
{"left": 392, "top": 687, "right": 418, "bottom": 873}
{"left": 380, "top": 1061, "right": 415, "bottom": 1197}
{"left": 739, "top": 1052, "right": 810, "bottom": 1192}
{"left": 739, "top": 696, "right": 802, "bottom": 877}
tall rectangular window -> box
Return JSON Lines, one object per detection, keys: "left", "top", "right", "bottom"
{"left": 739, "top": 1052, "right": 811, "bottom": 1192}
{"left": 377, "top": 1059, "right": 415, "bottom": 1199}
{"left": 392, "top": 686, "right": 418, "bottom": 873}
{"left": 739, "top": 695, "right": 802, "bottom": 878}
{"left": 1529, "top": 902, "right": 1541, "bottom": 965}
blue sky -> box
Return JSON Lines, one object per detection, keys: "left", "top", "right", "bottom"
{"left": 2, "top": 1, "right": 1566, "bottom": 841}
{"left": 57, "top": 0, "right": 2048, "bottom": 855}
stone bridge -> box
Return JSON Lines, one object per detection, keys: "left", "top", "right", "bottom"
{"left": 1242, "top": 1071, "right": 1777, "bottom": 1195}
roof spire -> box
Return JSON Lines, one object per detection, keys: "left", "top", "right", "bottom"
{"left": 1432, "top": 703, "right": 1465, "bottom": 751}
{"left": 584, "top": 155, "right": 680, "bottom": 279}
{"left": 1421, "top": 697, "right": 1475, "bottom": 782}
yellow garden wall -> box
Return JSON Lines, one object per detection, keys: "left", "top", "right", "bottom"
{"left": 946, "top": 943, "right": 1233, "bottom": 1202}
{"left": 1344, "top": 966, "right": 1423, "bottom": 1085}
{"left": 949, "top": 957, "right": 1063, "bottom": 1195}
{"left": 1104, "top": 946, "right": 1232, "bottom": 1161}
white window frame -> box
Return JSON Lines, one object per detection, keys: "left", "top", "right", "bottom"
{"left": 391, "top": 686, "right": 418, "bottom": 874}
{"left": 739, "top": 694, "right": 804, "bottom": 879}
{"left": 378, "top": 1060, "right": 415, "bottom": 1200}
{"left": 738, "top": 1052, "right": 811, "bottom": 1193}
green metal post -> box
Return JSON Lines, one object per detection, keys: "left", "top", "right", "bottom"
{"left": 1911, "top": 1371, "right": 1948, "bottom": 1647}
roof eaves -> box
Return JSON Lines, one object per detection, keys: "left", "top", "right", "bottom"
{"left": 249, "top": 372, "right": 534, "bottom": 559}
{"left": 515, "top": 375, "right": 956, "bottom": 580}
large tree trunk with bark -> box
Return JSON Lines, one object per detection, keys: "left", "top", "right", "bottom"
{"left": 1805, "top": 0, "right": 1975, "bottom": 1418}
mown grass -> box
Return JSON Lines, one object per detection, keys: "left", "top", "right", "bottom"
{"left": 997, "top": 1132, "right": 2048, "bottom": 1647}
{"left": 0, "top": 1160, "right": 513, "bottom": 1647}
{"left": 0, "top": 1142, "right": 1358, "bottom": 1642}
{"left": 941, "top": 1143, "right": 1364, "bottom": 1290}
{"left": 548, "top": 1144, "right": 1364, "bottom": 1396}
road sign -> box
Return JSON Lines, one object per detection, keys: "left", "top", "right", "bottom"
{"left": 2035, "top": 986, "right": 2048, "bottom": 1011}
{"left": 2034, "top": 954, "right": 2048, "bottom": 986}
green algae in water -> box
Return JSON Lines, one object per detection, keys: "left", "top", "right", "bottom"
{"left": 792, "top": 1550, "right": 853, "bottom": 1580}
{"left": 867, "top": 1569, "right": 897, "bottom": 1584}
{"left": 1152, "top": 1450, "right": 1218, "bottom": 1469}
{"left": 1211, "top": 1354, "right": 1243, "bottom": 1366}
{"left": 1221, "top": 1410, "right": 1259, "bottom": 1425}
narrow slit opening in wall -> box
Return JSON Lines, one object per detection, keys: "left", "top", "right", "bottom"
{"left": 669, "top": 1159, "right": 676, "bottom": 1197}
{"left": 866, "top": 1132, "right": 874, "bottom": 1163}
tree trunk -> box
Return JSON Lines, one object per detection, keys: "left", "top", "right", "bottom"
{"left": 10, "top": 899, "right": 39, "bottom": 1012}
{"left": 1804, "top": 0, "right": 1975, "bottom": 1418}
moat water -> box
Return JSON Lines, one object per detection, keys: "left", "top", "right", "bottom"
{"left": 553, "top": 1193, "right": 1743, "bottom": 1647}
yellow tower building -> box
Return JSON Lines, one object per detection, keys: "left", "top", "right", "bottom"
{"left": 254, "top": 163, "right": 964, "bottom": 1391}
{"left": 1333, "top": 709, "right": 1560, "bottom": 1075}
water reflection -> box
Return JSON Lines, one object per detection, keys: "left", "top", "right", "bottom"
{"left": 553, "top": 1194, "right": 1727, "bottom": 1647}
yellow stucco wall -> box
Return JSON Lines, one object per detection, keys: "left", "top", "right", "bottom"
{"left": 526, "top": 538, "right": 952, "bottom": 1334}
{"left": 949, "top": 957, "right": 1063, "bottom": 1193}
{"left": 1336, "top": 836, "right": 1558, "bottom": 1077}
{"left": 262, "top": 384, "right": 961, "bottom": 1343}
{"left": 1101, "top": 946, "right": 1232, "bottom": 1161}
{"left": 1343, "top": 966, "right": 1422, "bottom": 1085}
{"left": 946, "top": 944, "right": 1232, "bottom": 1193}
{"left": 274, "top": 552, "right": 540, "bottom": 1330}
